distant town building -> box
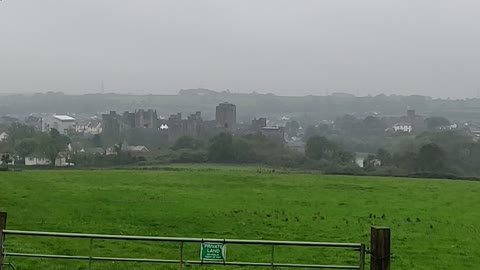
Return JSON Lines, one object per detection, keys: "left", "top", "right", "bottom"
{"left": 122, "top": 111, "right": 136, "bottom": 129}
{"left": 135, "top": 109, "right": 158, "bottom": 128}
{"left": 391, "top": 123, "right": 413, "bottom": 133}
{"left": 102, "top": 109, "right": 159, "bottom": 136}
{"left": 216, "top": 102, "right": 236, "bottom": 129}
{"left": 261, "top": 126, "right": 285, "bottom": 141}
{"left": 436, "top": 123, "right": 458, "bottom": 131}
{"left": 407, "top": 109, "right": 416, "bottom": 120}
{"left": 76, "top": 121, "right": 102, "bottom": 135}
{"left": 126, "top": 145, "right": 150, "bottom": 153}
{"left": 168, "top": 113, "right": 182, "bottom": 123}
{"left": 102, "top": 111, "right": 122, "bottom": 137}
{"left": 404, "top": 109, "right": 424, "bottom": 132}
{"left": 119, "top": 140, "right": 150, "bottom": 155}
{"left": 382, "top": 109, "right": 424, "bottom": 134}
{"left": 164, "top": 111, "right": 205, "bottom": 142}
{"left": 252, "top": 118, "right": 267, "bottom": 131}
{"left": 42, "top": 115, "right": 76, "bottom": 134}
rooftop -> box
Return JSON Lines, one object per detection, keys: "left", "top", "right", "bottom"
{"left": 127, "top": 146, "right": 150, "bottom": 152}
{"left": 262, "top": 126, "right": 281, "bottom": 130}
{"left": 53, "top": 115, "right": 76, "bottom": 121}
{"left": 393, "top": 122, "right": 412, "bottom": 126}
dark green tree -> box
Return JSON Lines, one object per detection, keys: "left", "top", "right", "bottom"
{"left": 305, "top": 136, "right": 337, "bottom": 160}
{"left": 335, "top": 114, "right": 361, "bottom": 133}
{"left": 417, "top": 143, "right": 446, "bottom": 172}
{"left": 1, "top": 153, "right": 13, "bottom": 170}
{"left": 393, "top": 151, "right": 418, "bottom": 171}
{"left": 425, "top": 117, "right": 450, "bottom": 130}
{"left": 91, "top": 134, "right": 103, "bottom": 148}
{"left": 208, "top": 133, "right": 235, "bottom": 162}
{"left": 111, "top": 142, "right": 133, "bottom": 165}
{"left": 232, "top": 138, "right": 256, "bottom": 163}
{"left": 332, "top": 149, "right": 355, "bottom": 164}
{"left": 37, "top": 129, "right": 71, "bottom": 166}
{"left": 363, "top": 154, "right": 377, "bottom": 171}
{"left": 7, "top": 123, "right": 36, "bottom": 145}
{"left": 362, "top": 116, "right": 387, "bottom": 134}
{"left": 303, "top": 125, "right": 318, "bottom": 141}
{"left": 14, "top": 139, "right": 37, "bottom": 160}
{"left": 172, "top": 136, "right": 204, "bottom": 150}
{"left": 376, "top": 148, "right": 392, "bottom": 166}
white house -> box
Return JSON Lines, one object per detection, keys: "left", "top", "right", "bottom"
{"left": 25, "top": 156, "right": 51, "bottom": 166}
{"left": 0, "top": 132, "right": 7, "bottom": 142}
{"left": 159, "top": 124, "right": 169, "bottom": 130}
{"left": 356, "top": 157, "right": 382, "bottom": 168}
{"left": 127, "top": 146, "right": 150, "bottom": 153}
{"left": 55, "top": 156, "right": 74, "bottom": 167}
{"left": 437, "top": 123, "right": 458, "bottom": 130}
{"left": 106, "top": 147, "right": 117, "bottom": 156}
{"left": 76, "top": 122, "right": 102, "bottom": 135}
{"left": 391, "top": 123, "right": 413, "bottom": 133}
{"left": 42, "top": 115, "right": 76, "bottom": 134}
{"left": 25, "top": 154, "right": 74, "bottom": 167}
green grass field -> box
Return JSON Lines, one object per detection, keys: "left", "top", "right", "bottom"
{"left": 0, "top": 169, "right": 479, "bottom": 270}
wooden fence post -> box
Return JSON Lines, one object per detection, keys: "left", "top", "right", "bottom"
{"left": 0, "top": 212, "right": 6, "bottom": 270}
{"left": 370, "top": 226, "right": 390, "bottom": 270}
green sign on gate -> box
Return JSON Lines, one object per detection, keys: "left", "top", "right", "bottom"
{"left": 200, "top": 242, "right": 226, "bottom": 261}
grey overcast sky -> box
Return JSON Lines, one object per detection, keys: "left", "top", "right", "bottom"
{"left": 1, "top": 1, "right": 479, "bottom": 98}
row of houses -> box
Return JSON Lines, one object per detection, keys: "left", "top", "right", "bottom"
{"left": 1, "top": 143, "right": 150, "bottom": 167}
{"left": 387, "top": 121, "right": 459, "bottom": 134}
{"left": 79, "top": 144, "right": 150, "bottom": 156}
{"left": 26, "top": 144, "right": 149, "bottom": 167}
{"left": 25, "top": 156, "right": 73, "bottom": 167}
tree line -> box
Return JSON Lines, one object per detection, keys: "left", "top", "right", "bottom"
{"left": 3, "top": 121, "right": 480, "bottom": 180}
{"left": 151, "top": 133, "right": 357, "bottom": 173}
{"left": 0, "top": 123, "right": 70, "bottom": 166}
{"left": 364, "top": 130, "right": 480, "bottom": 178}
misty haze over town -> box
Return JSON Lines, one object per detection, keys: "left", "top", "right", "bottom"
{"left": 1, "top": 2, "right": 480, "bottom": 270}
{"left": 1, "top": 1, "right": 480, "bottom": 98}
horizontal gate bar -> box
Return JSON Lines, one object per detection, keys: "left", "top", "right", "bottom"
{"left": 186, "top": 261, "right": 360, "bottom": 269}
{"left": 2, "top": 230, "right": 361, "bottom": 249}
{"left": 5, "top": 252, "right": 89, "bottom": 260}
{"left": 5, "top": 252, "right": 360, "bottom": 269}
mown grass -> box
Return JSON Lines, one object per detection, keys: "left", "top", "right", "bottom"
{"left": 0, "top": 169, "right": 479, "bottom": 270}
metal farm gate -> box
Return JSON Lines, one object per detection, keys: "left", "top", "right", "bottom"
{"left": 0, "top": 213, "right": 390, "bottom": 270}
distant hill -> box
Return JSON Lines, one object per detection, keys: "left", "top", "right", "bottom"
{"left": 1, "top": 90, "right": 480, "bottom": 123}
